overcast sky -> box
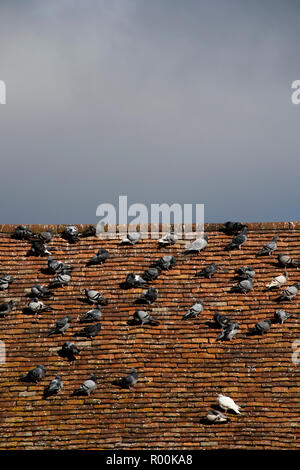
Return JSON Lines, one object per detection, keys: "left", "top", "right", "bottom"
{"left": 0, "top": 0, "right": 299, "bottom": 224}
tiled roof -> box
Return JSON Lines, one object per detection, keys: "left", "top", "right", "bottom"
{"left": 0, "top": 222, "right": 300, "bottom": 450}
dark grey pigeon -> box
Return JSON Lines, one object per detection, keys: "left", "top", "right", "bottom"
{"left": 274, "top": 310, "right": 291, "bottom": 324}
{"left": 182, "top": 301, "right": 204, "bottom": 320}
{"left": 31, "top": 239, "right": 51, "bottom": 256}
{"left": 156, "top": 256, "right": 176, "bottom": 270}
{"left": 184, "top": 234, "right": 208, "bottom": 254}
{"left": 38, "top": 230, "right": 54, "bottom": 243}
{"left": 225, "top": 227, "right": 247, "bottom": 251}
{"left": 279, "top": 282, "right": 299, "bottom": 301}
{"left": 223, "top": 222, "right": 246, "bottom": 234}
{"left": 87, "top": 249, "right": 110, "bottom": 266}
{"left": 21, "top": 365, "right": 46, "bottom": 383}
{"left": 30, "top": 284, "right": 52, "bottom": 298}
{"left": 44, "top": 375, "right": 63, "bottom": 398}
{"left": 158, "top": 231, "right": 178, "bottom": 246}
{"left": 214, "top": 311, "right": 231, "bottom": 328}
{"left": 79, "top": 305, "right": 102, "bottom": 323}
{"left": 132, "top": 310, "right": 160, "bottom": 326}
{"left": 0, "top": 300, "right": 14, "bottom": 318}
{"left": 12, "top": 225, "right": 33, "bottom": 240}
{"left": 76, "top": 323, "right": 102, "bottom": 339}
{"left": 217, "top": 322, "right": 239, "bottom": 341}
{"left": 125, "top": 273, "right": 147, "bottom": 288}
{"left": 235, "top": 266, "right": 255, "bottom": 280}
{"left": 252, "top": 320, "right": 272, "bottom": 335}
{"left": 82, "top": 288, "right": 107, "bottom": 305}
{"left": 278, "top": 253, "right": 299, "bottom": 267}
{"left": 80, "top": 225, "right": 96, "bottom": 238}
{"left": 136, "top": 287, "right": 158, "bottom": 304}
{"left": 120, "top": 231, "right": 142, "bottom": 245}
{"left": 0, "top": 274, "right": 14, "bottom": 291}
{"left": 48, "top": 316, "right": 72, "bottom": 336}
{"left": 49, "top": 271, "right": 72, "bottom": 288}
{"left": 234, "top": 278, "right": 253, "bottom": 294}
{"left": 257, "top": 236, "right": 277, "bottom": 256}
{"left": 74, "top": 374, "right": 98, "bottom": 396}
{"left": 28, "top": 298, "right": 52, "bottom": 315}
{"left": 48, "top": 256, "right": 72, "bottom": 274}
{"left": 113, "top": 368, "right": 138, "bottom": 389}
{"left": 142, "top": 267, "right": 161, "bottom": 282}
{"left": 206, "top": 409, "right": 228, "bottom": 423}
{"left": 60, "top": 341, "right": 80, "bottom": 361}
{"left": 196, "top": 262, "right": 218, "bottom": 278}
{"left": 62, "top": 225, "right": 79, "bottom": 243}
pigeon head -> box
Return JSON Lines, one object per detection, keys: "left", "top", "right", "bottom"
{"left": 66, "top": 316, "right": 73, "bottom": 322}
{"left": 130, "top": 368, "right": 137, "bottom": 375}
{"left": 38, "top": 365, "right": 46, "bottom": 372}
{"left": 55, "top": 375, "right": 61, "bottom": 380}
{"left": 204, "top": 234, "right": 209, "bottom": 242}
{"left": 273, "top": 236, "right": 277, "bottom": 241}
{"left": 90, "top": 373, "right": 98, "bottom": 383}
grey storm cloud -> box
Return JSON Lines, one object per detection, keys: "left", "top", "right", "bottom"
{"left": 0, "top": 0, "right": 299, "bottom": 223}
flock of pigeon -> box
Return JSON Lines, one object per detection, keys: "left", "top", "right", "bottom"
{"left": 0, "top": 222, "right": 299, "bottom": 423}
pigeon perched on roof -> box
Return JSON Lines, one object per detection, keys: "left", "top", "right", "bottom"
{"left": 274, "top": 310, "right": 291, "bottom": 324}
{"left": 44, "top": 375, "right": 63, "bottom": 398}
{"left": 30, "top": 284, "right": 52, "bottom": 299}
{"left": 30, "top": 239, "right": 51, "bottom": 256}
{"left": 266, "top": 271, "right": 288, "bottom": 289}
{"left": 217, "top": 394, "right": 241, "bottom": 414}
{"left": 73, "top": 374, "right": 98, "bottom": 396}
{"left": 235, "top": 266, "right": 255, "bottom": 280}
{"left": 182, "top": 301, "right": 204, "bottom": 320}
{"left": 278, "top": 253, "right": 299, "bottom": 268}
{"left": 120, "top": 231, "right": 141, "bottom": 245}
{"left": 48, "top": 316, "right": 72, "bottom": 336}
{"left": 132, "top": 310, "right": 160, "bottom": 326}
{"left": 225, "top": 227, "right": 247, "bottom": 251}
{"left": 251, "top": 319, "right": 272, "bottom": 335}
{"left": 49, "top": 271, "right": 72, "bottom": 289}
{"left": 38, "top": 230, "right": 54, "bottom": 244}
{"left": 158, "top": 231, "right": 178, "bottom": 246}
{"left": 206, "top": 409, "right": 228, "bottom": 423}
{"left": 223, "top": 222, "right": 246, "bottom": 234}
{"left": 257, "top": 236, "right": 277, "bottom": 256}
{"left": 80, "top": 225, "right": 96, "bottom": 238}
{"left": 76, "top": 323, "right": 102, "bottom": 339}
{"left": 233, "top": 278, "right": 253, "bottom": 294}
{"left": 86, "top": 249, "right": 110, "bottom": 266}
{"left": 60, "top": 341, "right": 80, "bottom": 361}
{"left": 113, "top": 368, "right": 138, "bottom": 389}
{"left": 184, "top": 235, "right": 208, "bottom": 254}
{"left": 156, "top": 256, "right": 176, "bottom": 270}
{"left": 28, "top": 298, "right": 52, "bottom": 315}
{"left": 62, "top": 225, "right": 79, "bottom": 243}
{"left": 196, "top": 262, "right": 218, "bottom": 279}
{"left": 217, "top": 322, "right": 239, "bottom": 341}
{"left": 125, "top": 273, "right": 147, "bottom": 288}
{"left": 0, "top": 274, "right": 14, "bottom": 291}
{"left": 12, "top": 225, "right": 33, "bottom": 240}
{"left": 82, "top": 288, "right": 107, "bottom": 305}
{"left": 142, "top": 267, "right": 161, "bottom": 282}
{"left": 21, "top": 365, "right": 46, "bottom": 383}
{"left": 279, "top": 282, "right": 299, "bottom": 301}
{"left": 214, "top": 311, "right": 231, "bottom": 328}
{"left": 0, "top": 300, "right": 14, "bottom": 318}
{"left": 136, "top": 287, "right": 158, "bottom": 304}
{"left": 48, "top": 256, "right": 72, "bottom": 274}
{"left": 79, "top": 305, "right": 102, "bottom": 323}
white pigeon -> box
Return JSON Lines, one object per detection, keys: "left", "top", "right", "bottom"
{"left": 206, "top": 409, "right": 228, "bottom": 423}
{"left": 120, "top": 231, "right": 141, "bottom": 245}
{"left": 185, "top": 234, "right": 208, "bottom": 253}
{"left": 266, "top": 271, "right": 288, "bottom": 289}
{"left": 158, "top": 231, "right": 178, "bottom": 246}
{"left": 217, "top": 394, "right": 241, "bottom": 414}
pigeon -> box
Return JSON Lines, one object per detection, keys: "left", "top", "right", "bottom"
{"left": 79, "top": 305, "right": 102, "bottom": 323}
{"left": 142, "top": 267, "right": 161, "bottom": 282}
{"left": 82, "top": 288, "right": 107, "bottom": 305}
{"left": 279, "top": 282, "right": 299, "bottom": 301}
{"left": 30, "top": 239, "right": 51, "bottom": 256}
{"left": 217, "top": 322, "right": 239, "bottom": 341}
{"left": 62, "top": 225, "right": 79, "bottom": 243}
{"left": 125, "top": 273, "right": 147, "bottom": 288}
{"left": 113, "top": 368, "right": 138, "bottom": 389}
{"left": 21, "top": 365, "right": 46, "bottom": 383}
{"left": 156, "top": 256, "right": 176, "bottom": 270}
{"left": 274, "top": 310, "right": 291, "bottom": 324}
{"left": 86, "top": 249, "right": 110, "bottom": 266}
{"left": 28, "top": 298, "right": 52, "bottom": 314}
{"left": 0, "top": 300, "right": 14, "bottom": 318}
{"left": 74, "top": 374, "right": 98, "bottom": 396}
{"left": 136, "top": 287, "right": 158, "bottom": 304}
{"left": 251, "top": 319, "right": 272, "bottom": 335}
{"left": 158, "top": 231, "right": 178, "bottom": 246}
{"left": 184, "top": 234, "right": 208, "bottom": 254}
{"left": 214, "top": 311, "right": 231, "bottom": 328}
{"left": 132, "top": 310, "right": 160, "bottom": 326}
{"left": 206, "top": 409, "right": 228, "bottom": 423}
{"left": 235, "top": 266, "right": 255, "bottom": 280}
{"left": 48, "top": 256, "right": 72, "bottom": 274}
{"left": 233, "top": 278, "right": 253, "bottom": 294}
{"left": 217, "top": 394, "right": 241, "bottom": 414}
{"left": 266, "top": 271, "right": 288, "bottom": 289}
{"left": 12, "top": 225, "right": 33, "bottom": 240}
{"left": 48, "top": 316, "right": 72, "bottom": 336}
{"left": 257, "top": 236, "right": 277, "bottom": 256}
{"left": 223, "top": 222, "right": 246, "bottom": 234}
{"left": 120, "top": 231, "right": 141, "bottom": 245}
{"left": 196, "top": 262, "right": 218, "bottom": 278}
{"left": 44, "top": 375, "right": 63, "bottom": 398}
{"left": 80, "top": 225, "right": 96, "bottom": 238}
{"left": 30, "top": 284, "right": 52, "bottom": 298}
{"left": 38, "top": 230, "right": 54, "bottom": 243}
{"left": 225, "top": 227, "right": 247, "bottom": 251}
{"left": 182, "top": 301, "right": 204, "bottom": 320}
{"left": 278, "top": 253, "right": 299, "bottom": 268}
{"left": 49, "top": 271, "right": 72, "bottom": 288}
{"left": 0, "top": 274, "right": 14, "bottom": 291}
{"left": 60, "top": 341, "right": 80, "bottom": 361}
{"left": 76, "top": 323, "right": 102, "bottom": 339}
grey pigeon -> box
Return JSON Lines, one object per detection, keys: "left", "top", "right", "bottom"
{"left": 74, "top": 374, "right": 97, "bottom": 396}
{"left": 80, "top": 225, "right": 96, "bottom": 238}
{"left": 278, "top": 253, "right": 299, "bottom": 267}
{"left": 82, "top": 288, "right": 107, "bottom": 305}
{"left": 113, "top": 368, "right": 138, "bottom": 389}
{"left": 49, "top": 271, "right": 72, "bottom": 288}
{"left": 125, "top": 273, "right": 147, "bottom": 288}
{"left": 0, "top": 274, "right": 14, "bottom": 291}
{"left": 266, "top": 271, "right": 288, "bottom": 289}
{"left": 206, "top": 409, "right": 228, "bottom": 423}
{"left": 28, "top": 298, "right": 52, "bottom": 315}
{"left": 0, "top": 300, "right": 14, "bottom": 318}
{"left": 196, "top": 262, "right": 218, "bottom": 278}
{"left": 60, "top": 341, "right": 80, "bottom": 361}
{"left": 44, "top": 375, "right": 63, "bottom": 398}
{"left": 225, "top": 227, "right": 247, "bottom": 251}
{"left": 156, "top": 256, "right": 176, "bottom": 270}
{"left": 142, "top": 267, "right": 161, "bottom": 282}
{"left": 87, "top": 249, "right": 110, "bottom": 266}
{"left": 136, "top": 287, "right": 158, "bottom": 304}
{"left": 62, "top": 225, "right": 79, "bottom": 243}
{"left": 13, "top": 225, "right": 33, "bottom": 240}
{"left": 132, "top": 310, "right": 160, "bottom": 326}
{"left": 48, "top": 316, "right": 72, "bottom": 336}
{"left": 38, "top": 230, "right": 54, "bottom": 243}
{"left": 217, "top": 322, "right": 239, "bottom": 341}
{"left": 223, "top": 222, "right": 246, "bottom": 234}
{"left": 235, "top": 266, "right": 255, "bottom": 280}
{"left": 257, "top": 236, "right": 277, "bottom": 256}
{"left": 31, "top": 284, "right": 52, "bottom": 298}
{"left": 274, "top": 309, "right": 291, "bottom": 324}
{"left": 31, "top": 239, "right": 51, "bottom": 256}
{"left": 21, "top": 365, "right": 46, "bottom": 383}
{"left": 279, "top": 282, "right": 299, "bottom": 301}
{"left": 251, "top": 319, "right": 272, "bottom": 335}
{"left": 214, "top": 311, "right": 231, "bottom": 328}
{"left": 234, "top": 278, "right": 253, "bottom": 294}
{"left": 79, "top": 305, "right": 102, "bottom": 323}
{"left": 158, "top": 231, "right": 178, "bottom": 246}
{"left": 120, "top": 231, "right": 141, "bottom": 245}
{"left": 182, "top": 300, "right": 204, "bottom": 320}
{"left": 184, "top": 234, "right": 208, "bottom": 254}
{"left": 76, "top": 322, "right": 102, "bottom": 339}
{"left": 48, "top": 256, "right": 72, "bottom": 274}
